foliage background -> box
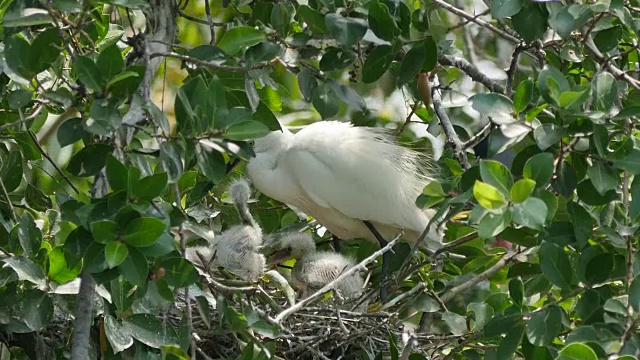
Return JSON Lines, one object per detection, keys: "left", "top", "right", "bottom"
{"left": 0, "top": 0, "right": 639, "bottom": 359}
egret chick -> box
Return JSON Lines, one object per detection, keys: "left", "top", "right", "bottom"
{"left": 188, "top": 179, "right": 266, "bottom": 281}
{"left": 247, "top": 121, "right": 443, "bottom": 300}
{"left": 268, "top": 232, "right": 366, "bottom": 308}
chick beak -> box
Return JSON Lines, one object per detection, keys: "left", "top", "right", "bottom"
{"left": 264, "top": 246, "right": 294, "bottom": 266}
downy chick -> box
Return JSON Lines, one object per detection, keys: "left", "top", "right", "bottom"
{"left": 268, "top": 232, "right": 365, "bottom": 308}
{"left": 187, "top": 179, "right": 265, "bottom": 281}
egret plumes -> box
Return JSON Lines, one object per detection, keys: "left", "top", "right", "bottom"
{"left": 186, "top": 179, "right": 266, "bottom": 281}
{"left": 268, "top": 232, "right": 365, "bottom": 308}
{"left": 247, "top": 121, "right": 442, "bottom": 248}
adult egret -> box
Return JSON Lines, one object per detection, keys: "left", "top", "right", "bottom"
{"left": 246, "top": 121, "right": 442, "bottom": 301}
{"left": 186, "top": 179, "right": 265, "bottom": 281}
{"left": 268, "top": 232, "right": 366, "bottom": 310}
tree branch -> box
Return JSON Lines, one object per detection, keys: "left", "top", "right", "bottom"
{"left": 438, "top": 54, "right": 506, "bottom": 94}
{"left": 583, "top": 37, "right": 640, "bottom": 91}
{"left": 431, "top": 75, "right": 471, "bottom": 169}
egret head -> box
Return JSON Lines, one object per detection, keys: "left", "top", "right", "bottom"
{"left": 252, "top": 129, "right": 292, "bottom": 154}
{"left": 264, "top": 231, "right": 316, "bottom": 265}
{"left": 228, "top": 178, "right": 251, "bottom": 207}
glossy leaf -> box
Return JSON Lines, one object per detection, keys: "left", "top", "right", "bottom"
{"left": 217, "top": 27, "right": 266, "bottom": 55}
{"left": 362, "top": 45, "right": 394, "bottom": 84}
{"left": 105, "top": 241, "right": 129, "bottom": 268}
{"left": 474, "top": 181, "right": 507, "bottom": 209}
{"left": 123, "top": 217, "right": 166, "bottom": 247}
{"left": 510, "top": 179, "right": 536, "bottom": 203}
{"left": 539, "top": 241, "right": 573, "bottom": 290}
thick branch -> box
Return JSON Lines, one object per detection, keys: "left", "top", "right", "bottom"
{"left": 150, "top": 51, "right": 276, "bottom": 72}
{"left": 584, "top": 37, "right": 640, "bottom": 91}
{"left": 438, "top": 54, "right": 506, "bottom": 94}
{"left": 431, "top": 76, "right": 471, "bottom": 169}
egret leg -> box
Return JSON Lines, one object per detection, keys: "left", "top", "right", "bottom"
{"left": 363, "top": 220, "right": 389, "bottom": 304}
{"left": 332, "top": 235, "right": 341, "bottom": 252}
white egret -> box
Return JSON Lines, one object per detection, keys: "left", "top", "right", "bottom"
{"left": 247, "top": 120, "right": 442, "bottom": 301}
{"left": 268, "top": 232, "right": 366, "bottom": 310}
{"left": 186, "top": 179, "right": 265, "bottom": 281}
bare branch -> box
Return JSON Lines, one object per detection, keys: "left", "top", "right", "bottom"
{"left": 583, "top": 37, "right": 640, "bottom": 91}
{"left": 27, "top": 130, "right": 80, "bottom": 195}
{"left": 150, "top": 51, "right": 277, "bottom": 72}
{"left": 438, "top": 54, "right": 506, "bottom": 94}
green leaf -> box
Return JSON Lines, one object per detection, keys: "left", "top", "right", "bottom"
{"left": 48, "top": 246, "right": 81, "bottom": 284}
{"left": 105, "top": 241, "right": 129, "bottom": 268}
{"left": 123, "top": 313, "right": 179, "bottom": 349}
{"left": 538, "top": 65, "right": 570, "bottom": 104}
{"left": 567, "top": 202, "right": 592, "bottom": 249}
{"left": 160, "top": 142, "right": 183, "bottom": 184}
{"left": 2, "top": 256, "right": 46, "bottom": 287}
{"left": 86, "top": 98, "right": 121, "bottom": 136}
{"left": 411, "top": 8, "right": 429, "bottom": 32}
{"left": 441, "top": 311, "right": 467, "bottom": 336}
{"left": 480, "top": 159, "right": 514, "bottom": 195}
{"left": 398, "top": 45, "right": 426, "bottom": 86}
{"left": 123, "top": 217, "right": 165, "bottom": 247}
{"left": 552, "top": 161, "right": 577, "bottom": 197}
{"left": 298, "top": 70, "right": 317, "bottom": 102}
{"left": 90, "top": 220, "right": 118, "bottom": 245}
{"left": 7, "top": 89, "right": 33, "bottom": 109}
{"left": 512, "top": 2, "right": 547, "bottom": 42}
{"left": 630, "top": 275, "right": 640, "bottom": 312}
{"left": 75, "top": 55, "right": 104, "bottom": 91}
{"left": 195, "top": 143, "right": 226, "bottom": 183}
{"left": 4, "top": 35, "right": 35, "bottom": 79}
{"left": 559, "top": 86, "right": 591, "bottom": 110}
{"left": 97, "top": 44, "right": 124, "bottom": 81}
{"left": 592, "top": 72, "right": 617, "bottom": 111}
{"left": 324, "top": 13, "right": 367, "bottom": 49}
{"left": 526, "top": 305, "right": 563, "bottom": 346}
{"left": 270, "top": 3, "right": 291, "bottom": 36}
{"left": 631, "top": 176, "right": 640, "bottom": 220}
{"left": 553, "top": 5, "right": 593, "bottom": 39}
{"left": 533, "top": 123, "right": 564, "bottom": 151}
{"left": 226, "top": 120, "right": 270, "bottom": 141}
{"left": 510, "top": 179, "right": 536, "bottom": 203}
{"left": 591, "top": 124, "right": 608, "bottom": 156}
{"left": 319, "top": 47, "right": 356, "bottom": 72}
{"left": 105, "top": 155, "right": 128, "bottom": 193}
{"left": 133, "top": 173, "right": 168, "bottom": 201}
{"left": 158, "top": 258, "right": 199, "bottom": 288}
{"left": 118, "top": 246, "right": 149, "bottom": 287}
{"left": 478, "top": 211, "right": 511, "bottom": 239}
{"left": 556, "top": 343, "right": 598, "bottom": 360}
{"left": 509, "top": 278, "right": 524, "bottom": 306}
{"left": 368, "top": 0, "right": 400, "bottom": 41}
{"left": 217, "top": 27, "right": 266, "bottom": 55}
{"left": 586, "top": 161, "right": 618, "bottom": 195}
{"left": 423, "top": 36, "right": 438, "bottom": 72}
{"left": 512, "top": 197, "right": 547, "bottom": 230}
{"left": 17, "top": 212, "right": 42, "bottom": 257}
{"left": 513, "top": 80, "right": 533, "bottom": 113}
{"left": 612, "top": 149, "right": 640, "bottom": 174}
{"left": 0, "top": 150, "right": 23, "bottom": 192}
{"left": 497, "top": 323, "right": 524, "bottom": 359}
{"left": 539, "top": 241, "right": 573, "bottom": 290}
{"left": 245, "top": 41, "right": 281, "bottom": 67}
{"left": 594, "top": 26, "right": 622, "bottom": 52}
{"left": 312, "top": 82, "right": 340, "bottom": 119}
{"left": 491, "top": 0, "right": 524, "bottom": 19}
{"left": 362, "top": 45, "right": 394, "bottom": 84}
{"left": 21, "top": 289, "right": 54, "bottom": 331}
{"left": 474, "top": 181, "right": 507, "bottom": 209}
{"left": 470, "top": 93, "right": 515, "bottom": 124}
{"left": 57, "top": 118, "right": 85, "bottom": 147}
{"left": 68, "top": 143, "right": 113, "bottom": 177}
{"left": 297, "top": 5, "right": 327, "bottom": 34}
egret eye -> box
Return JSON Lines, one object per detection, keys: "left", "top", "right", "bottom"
{"left": 247, "top": 140, "right": 255, "bottom": 147}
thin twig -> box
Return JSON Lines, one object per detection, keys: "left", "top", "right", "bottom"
{"left": 434, "top": 231, "right": 478, "bottom": 256}
{"left": 27, "top": 130, "right": 80, "bottom": 195}
{"left": 0, "top": 176, "right": 17, "bottom": 222}
{"left": 203, "top": 0, "right": 216, "bottom": 45}
{"left": 177, "top": 9, "right": 224, "bottom": 25}
{"left": 275, "top": 233, "right": 403, "bottom": 323}
{"left": 150, "top": 51, "right": 277, "bottom": 72}
{"left": 506, "top": 43, "right": 525, "bottom": 94}
{"left": 431, "top": 0, "right": 520, "bottom": 44}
